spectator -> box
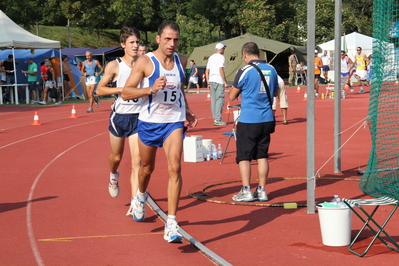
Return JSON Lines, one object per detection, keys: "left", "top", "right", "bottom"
{"left": 39, "top": 60, "right": 56, "bottom": 104}
{"left": 321, "top": 50, "right": 332, "bottom": 83}
{"left": 186, "top": 60, "right": 200, "bottom": 93}
{"left": 288, "top": 51, "right": 297, "bottom": 86}
{"left": 62, "top": 55, "right": 73, "bottom": 99}
{"left": 314, "top": 50, "right": 323, "bottom": 97}
{"left": 22, "top": 57, "right": 38, "bottom": 103}
{"left": 229, "top": 42, "right": 279, "bottom": 202}
{"left": 273, "top": 75, "right": 289, "bottom": 125}
{"left": 206, "top": 42, "right": 228, "bottom": 126}
{"left": 2, "top": 54, "right": 17, "bottom": 103}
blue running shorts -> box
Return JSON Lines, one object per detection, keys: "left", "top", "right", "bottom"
{"left": 109, "top": 112, "right": 139, "bottom": 138}
{"left": 138, "top": 120, "right": 184, "bottom": 147}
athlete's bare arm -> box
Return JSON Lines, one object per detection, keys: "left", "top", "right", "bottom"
{"left": 96, "top": 60, "right": 120, "bottom": 96}
{"left": 121, "top": 55, "right": 166, "bottom": 101}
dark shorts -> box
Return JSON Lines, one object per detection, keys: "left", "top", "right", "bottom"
{"left": 28, "top": 81, "right": 36, "bottom": 90}
{"left": 138, "top": 121, "right": 184, "bottom": 148}
{"left": 315, "top": 74, "right": 321, "bottom": 79}
{"left": 322, "top": 66, "right": 330, "bottom": 71}
{"left": 108, "top": 112, "right": 139, "bottom": 138}
{"left": 63, "top": 73, "right": 70, "bottom": 82}
{"left": 235, "top": 121, "right": 274, "bottom": 163}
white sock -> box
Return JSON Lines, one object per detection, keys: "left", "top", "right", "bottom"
{"left": 110, "top": 172, "right": 118, "bottom": 182}
{"left": 258, "top": 186, "right": 265, "bottom": 192}
{"left": 130, "top": 197, "right": 135, "bottom": 206}
{"left": 167, "top": 215, "right": 176, "bottom": 225}
{"left": 360, "top": 86, "right": 364, "bottom": 91}
{"left": 137, "top": 189, "right": 146, "bottom": 202}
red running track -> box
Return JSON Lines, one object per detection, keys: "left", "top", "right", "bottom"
{"left": 1, "top": 85, "right": 398, "bottom": 265}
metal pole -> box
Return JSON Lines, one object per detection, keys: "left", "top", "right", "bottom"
{"left": 67, "top": 19, "right": 71, "bottom": 48}
{"left": 334, "top": 0, "right": 343, "bottom": 173}
{"left": 307, "top": 0, "right": 316, "bottom": 214}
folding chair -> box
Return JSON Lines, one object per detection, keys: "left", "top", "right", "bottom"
{"left": 220, "top": 104, "right": 240, "bottom": 164}
{"left": 342, "top": 197, "right": 399, "bottom": 257}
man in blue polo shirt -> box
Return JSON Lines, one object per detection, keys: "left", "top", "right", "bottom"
{"left": 229, "top": 42, "right": 279, "bottom": 202}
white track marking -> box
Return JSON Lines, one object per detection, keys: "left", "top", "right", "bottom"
{"left": 0, "top": 119, "right": 106, "bottom": 150}
{"left": 26, "top": 132, "right": 106, "bottom": 266}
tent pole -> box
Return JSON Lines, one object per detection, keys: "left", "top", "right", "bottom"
{"left": 12, "top": 47, "right": 19, "bottom": 105}
{"left": 269, "top": 54, "right": 277, "bottom": 64}
{"left": 60, "top": 48, "right": 65, "bottom": 100}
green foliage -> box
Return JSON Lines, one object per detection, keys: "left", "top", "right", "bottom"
{"left": 0, "top": 0, "right": 374, "bottom": 52}
{"left": 176, "top": 13, "right": 214, "bottom": 55}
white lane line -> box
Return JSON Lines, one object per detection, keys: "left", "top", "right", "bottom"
{"left": 26, "top": 132, "right": 106, "bottom": 266}
{"left": 0, "top": 119, "right": 107, "bottom": 150}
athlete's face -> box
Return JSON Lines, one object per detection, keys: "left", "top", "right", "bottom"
{"left": 357, "top": 48, "right": 362, "bottom": 55}
{"left": 85, "top": 52, "right": 93, "bottom": 61}
{"left": 122, "top": 35, "right": 140, "bottom": 58}
{"left": 138, "top": 46, "right": 147, "bottom": 56}
{"left": 156, "top": 27, "right": 179, "bottom": 56}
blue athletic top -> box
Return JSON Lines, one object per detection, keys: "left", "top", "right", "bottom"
{"left": 84, "top": 60, "right": 97, "bottom": 76}
{"left": 232, "top": 60, "right": 279, "bottom": 123}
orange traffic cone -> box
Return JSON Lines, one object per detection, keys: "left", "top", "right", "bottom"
{"left": 206, "top": 93, "right": 211, "bottom": 101}
{"left": 69, "top": 105, "right": 78, "bottom": 118}
{"left": 296, "top": 85, "right": 301, "bottom": 93}
{"left": 31, "top": 111, "right": 41, "bottom": 125}
{"left": 302, "top": 93, "right": 307, "bottom": 101}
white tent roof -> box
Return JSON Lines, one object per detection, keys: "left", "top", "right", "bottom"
{"left": 318, "top": 32, "right": 374, "bottom": 52}
{"left": 0, "top": 10, "right": 60, "bottom": 49}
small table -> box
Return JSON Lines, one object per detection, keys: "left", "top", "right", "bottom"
{"left": 0, "top": 84, "right": 29, "bottom": 105}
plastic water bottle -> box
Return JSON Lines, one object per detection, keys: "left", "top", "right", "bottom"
{"left": 331, "top": 195, "right": 340, "bottom": 206}
{"left": 211, "top": 144, "right": 217, "bottom": 160}
{"left": 217, "top": 144, "right": 223, "bottom": 159}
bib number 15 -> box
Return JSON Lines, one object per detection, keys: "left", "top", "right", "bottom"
{"left": 163, "top": 90, "right": 177, "bottom": 104}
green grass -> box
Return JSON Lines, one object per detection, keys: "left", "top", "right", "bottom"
{"left": 30, "top": 25, "right": 157, "bottom": 49}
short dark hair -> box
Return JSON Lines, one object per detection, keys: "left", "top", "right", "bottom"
{"left": 120, "top": 26, "right": 140, "bottom": 44}
{"left": 62, "top": 55, "right": 68, "bottom": 60}
{"left": 241, "top": 42, "right": 260, "bottom": 56}
{"left": 158, "top": 21, "right": 180, "bottom": 36}
{"left": 190, "top": 60, "right": 195, "bottom": 64}
{"left": 8, "top": 54, "right": 13, "bottom": 59}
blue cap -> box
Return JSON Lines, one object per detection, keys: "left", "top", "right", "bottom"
{"left": 24, "top": 57, "right": 33, "bottom": 63}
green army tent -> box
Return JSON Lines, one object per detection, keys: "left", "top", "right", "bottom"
{"left": 187, "top": 33, "right": 305, "bottom": 84}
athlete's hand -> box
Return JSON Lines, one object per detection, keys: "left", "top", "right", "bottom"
{"left": 186, "top": 109, "right": 198, "bottom": 128}
{"left": 152, "top": 76, "right": 167, "bottom": 93}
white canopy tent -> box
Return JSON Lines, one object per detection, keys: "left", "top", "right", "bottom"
{"left": 0, "top": 10, "right": 61, "bottom": 104}
{"left": 318, "top": 32, "right": 373, "bottom": 83}
{"left": 318, "top": 32, "right": 396, "bottom": 83}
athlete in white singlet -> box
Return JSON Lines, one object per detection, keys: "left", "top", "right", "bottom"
{"left": 121, "top": 21, "right": 197, "bottom": 244}
{"left": 96, "top": 26, "right": 142, "bottom": 217}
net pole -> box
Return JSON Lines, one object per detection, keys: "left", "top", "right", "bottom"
{"left": 334, "top": 0, "right": 343, "bottom": 173}
{"left": 306, "top": 0, "right": 316, "bottom": 214}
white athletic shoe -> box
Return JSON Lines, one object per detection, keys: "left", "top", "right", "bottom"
{"left": 164, "top": 220, "right": 183, "bottom": 243}
{"left": 108, "top": 171, "right": 119, "bottom": 198}
{"left": 132, "top": 191, "right": 147, "bottom": 222}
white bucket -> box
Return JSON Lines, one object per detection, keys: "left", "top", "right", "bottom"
{"left": 317, "top": 206, "right": 353, "bottom": 246}
{"left": 202, "top": 139, "right": 212, "bottom": 157}
{"left": 233, "top": 110, "right": 241, "bottom": 124}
